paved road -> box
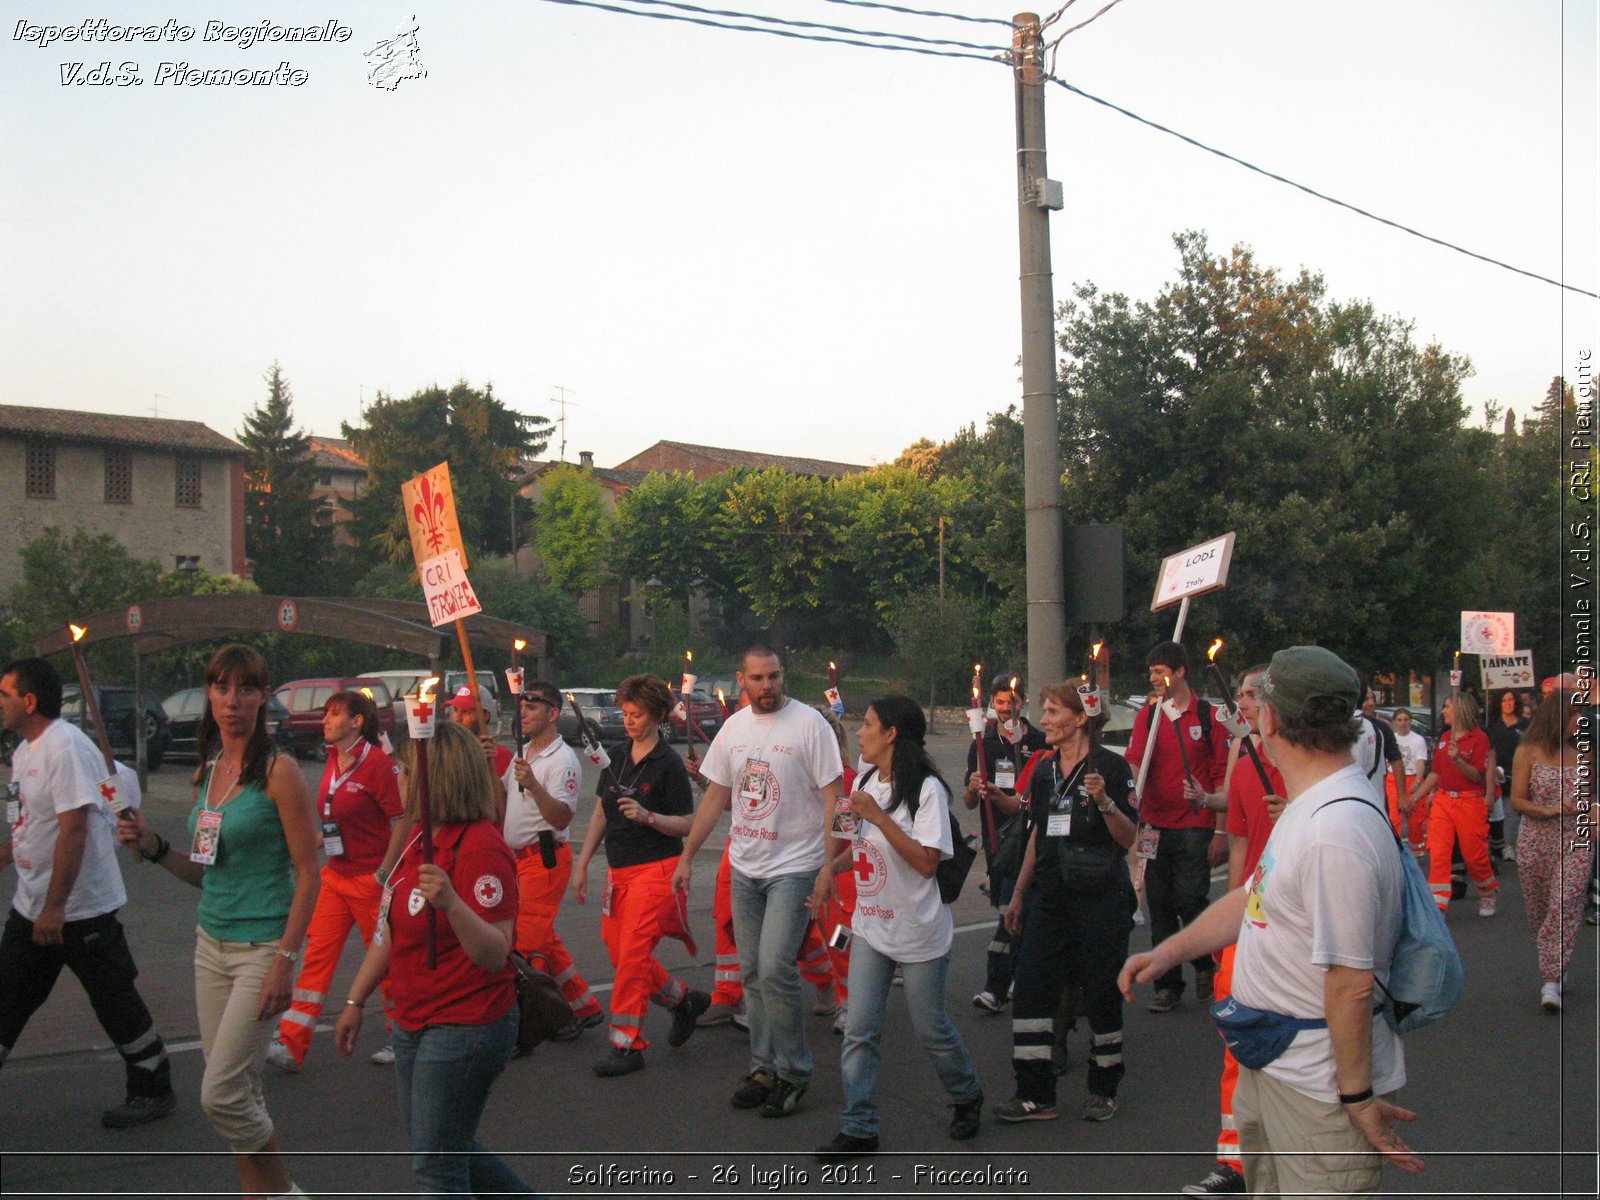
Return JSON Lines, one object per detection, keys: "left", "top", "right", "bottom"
{"left": 2, "top": 730, "right": 1594, "bottom": 1197}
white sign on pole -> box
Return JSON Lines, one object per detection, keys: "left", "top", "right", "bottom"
{"left": 1481, "top": 650, "right": 1535, "bottom": 690}
{"left": 1151, "top": 532, "right": 1236, "bottom": 612}
{"left": 1460, "top": 611, "right": 1515, "bottom": 656}
{"left": 419, "top": 549, "right": 483, "bottom": 627}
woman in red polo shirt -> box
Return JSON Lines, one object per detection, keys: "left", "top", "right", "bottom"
{"left": 1417, "top": 693, "right": 1498, "bottom": 916}
{"left": 334, "top": 719, "right": 530, "bottom": 1197}
{"left": 270, "top": 690, "right": 409, "bottom": 1071}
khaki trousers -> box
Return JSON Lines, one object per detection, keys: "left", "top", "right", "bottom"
{"left": 1234, "top": 1065, "right": 1388, "bottom": 1198}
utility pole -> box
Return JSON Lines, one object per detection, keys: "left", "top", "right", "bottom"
{"left": 550, "top": 385, "right": 578, "bottom": 463}
{"left": 1013, "top": 12, "right": 1066, "bottom": 692}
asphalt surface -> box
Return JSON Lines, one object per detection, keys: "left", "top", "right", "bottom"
{"left": 1, "top": 729, "right": 1595, "bottom": 1198}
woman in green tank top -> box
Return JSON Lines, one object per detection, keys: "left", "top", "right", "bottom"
{"left": 120, "top": 645, "right": 321, "bottom": 1198}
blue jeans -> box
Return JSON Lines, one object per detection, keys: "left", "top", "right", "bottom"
{"left": 392, "top": 1009, "right": 538, "bottom": 1198}
{"left": 840, "top": 941, "right": 982, "bottom": 1138}
{"left": 729, "top": 867, "right": 814, "bottom": 1086}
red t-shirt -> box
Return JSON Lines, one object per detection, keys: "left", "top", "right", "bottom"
{"left": 490, "top": 744, "right": 513, "bottom": 778}
{"left": 384, "top": 820, "right": 518, "bottom": 1031}
{"left": 1225, "top": 738, "right": 1284, "bottom": 883}
{"left": 1433, "top": 726, "right": 1489, "bottom": 793}
{"left": 319, "top": 741, "right": 405, "bottom": 877}
{"left": 1126, "top": 695, "right": 1231, "bottom": 830}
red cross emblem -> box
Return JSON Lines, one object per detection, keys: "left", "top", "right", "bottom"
{"left": 854, "top": 846, "right": 877, "bottom": 886}
{"left": 414, "top": 701, "right": 433, "bottom": 721}
{"left": 100, "top": 782, "right": 118, "bottom": 803}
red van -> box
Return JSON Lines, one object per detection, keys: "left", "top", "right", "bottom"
{"left": 272, "top": 677, "right": 396, "bottom": 759}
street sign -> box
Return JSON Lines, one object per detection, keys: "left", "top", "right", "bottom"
{"left": 1482, "top": 650, "right": 1535, "bottom": 690}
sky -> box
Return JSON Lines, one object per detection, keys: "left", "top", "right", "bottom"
{"left": 2, "top": 0, "right": 1596, "bottom": 470}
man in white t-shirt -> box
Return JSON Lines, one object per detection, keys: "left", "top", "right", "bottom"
{"left": 1120, "top": 646, "right": 1424, "bottom": 1196}
{"left": 1388, "top": 709, "right": 1431, "bottom": 853}
{"left": 0, "top": 658, "right": 176, "bottom": 1128}
{"left": 673, "top": 646, "right": 843, "bottom": 1118}
{"left": 502, "top": 679, "right": 604, "bottom": 1039}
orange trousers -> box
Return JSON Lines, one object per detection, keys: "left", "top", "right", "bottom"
{"left": 601, "top": 858, "right": 688, "bottom": 1051}
{"left": 514, "top": 843, "right": 602, "bottom": 1020}
{"left": 1212, "top": 944, "right": 1243, "bottom": 1174}
{"left": 277, "top": 866, "right": 392, "bottom": 1064}
{"left": 1428, "top": 790, "right": 1496, "bottom": 910}
{"left": 710, "top": 843, "right": 838, "bottom": 1007}
{"left": 1386, "top": 774, "right": 1428, "bottom": 852}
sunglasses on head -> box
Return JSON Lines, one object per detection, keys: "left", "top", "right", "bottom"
{"left": 520, "top": 695, "right": 556, "bottom": 708}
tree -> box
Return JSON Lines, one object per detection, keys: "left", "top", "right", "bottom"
{"left": 341, "top": 382, "right": 551, "bottom": 565}
{"left": 714, "top": 468, "right": 843, "bottom": 641}
{"left": 887, "top": 588, "right": 992, "bottom": 708}
{"left": 237, "top": 362, "right": 331, "bottom": 594}
{"left": 611, "top": 471, "right": 727, "bottom": 609}
{"left": 531, "top": 465, "right": 614, "bottom": 595}
{"left": 8, "top": 526, "right": 163, "bottom": 637}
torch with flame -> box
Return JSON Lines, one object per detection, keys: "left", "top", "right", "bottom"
{"left": 404, "top": 676, "right": 441, "bottom": 968}
{"left": 824, "top": 660, "right": 843, "bottom": 716}
{"left": 68, "top": 623, "right": 139, "bottom": 833}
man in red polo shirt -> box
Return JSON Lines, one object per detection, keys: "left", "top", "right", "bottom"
{"left": 1126, "top": 641, "right": 1230, "bottom": 1014}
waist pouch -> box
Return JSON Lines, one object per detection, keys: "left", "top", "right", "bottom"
{"left": 1210, "top": 996, "right": 1327, "bottom": 1070}
{"left": 1057, "top": 841, "right": 1123, "bottom": 894}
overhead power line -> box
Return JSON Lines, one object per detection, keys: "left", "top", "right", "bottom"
{"left": 609, "top": 0, "right": 1005, "bottom": 51}
{"left": 1047, "top": 74, "right": 1598, "bottom": 300}
{"left": 530, "top": 0, "right": 1006, "bottom": 61}
{"left": 812, "top": 0, "right": 1014, "bottom": 26}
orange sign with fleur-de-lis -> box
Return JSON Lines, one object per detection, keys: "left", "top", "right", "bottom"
{"left": 402, "top": 462, "right": 469, "bottom": 571}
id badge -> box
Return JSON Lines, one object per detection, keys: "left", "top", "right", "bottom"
{"left": 321, "top": 820, "right": 345, "bottom": 859}
{"left": 374, "top": 883, "right": 393, "bottom": 946}
{"left": 191, "top": 808, "right": 223, "bottom": 865}
{"left": 994, "top": 757, "right": 1016, "bottom": 791}
{"left": 1135, "top": 823, "right": 1159, "bottom": 861}
{"left": 5, "top": 782, "right": 19, "bottom": 826}
{"left": 831, "top": 794, "right": 860, "bottom": 839}
{"left": 601, "top": 878, "right": 615, "bottom": 918}
{"left": 1046, "top": 810, "right": 1072, "bottom": 838}
{"left": 738, "top": 760, "right": 769, "bottom": 805}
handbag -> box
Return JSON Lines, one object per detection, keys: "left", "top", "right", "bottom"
{"left": 509, "top": 951, "right": 575, "bottom": 1052}
{"left": 987, "top": 812, "right": 1029, "bottom": 882}
{"left": 1055, "top": 840, "right": 1121, "bottom": 894}
{"left": 1210, "top": 996, "right": 1328, "bottom": 1070}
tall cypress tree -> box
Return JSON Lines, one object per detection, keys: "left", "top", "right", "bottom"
{"left": 238, "top": 362, "right": 329, "bottom": 594}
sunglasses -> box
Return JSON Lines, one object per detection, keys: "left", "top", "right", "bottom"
{"left": 519, "top": 695, "right": 557, "bottom": 708}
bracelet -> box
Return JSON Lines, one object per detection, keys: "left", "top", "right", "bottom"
{"left": 646, "top": 810, "right": 657, "bottom": 827}
{"left": 274, "top": 947, "right": 297, "bottom": 962}
{"left": 141, "top": 835, "right": 171, "bottom": 864}
{"left": 1338, "top": 1087, "right": 1374, "bottom": 1106}
{"left": 345, "top": 998, "right": 363, "bottom": 1008}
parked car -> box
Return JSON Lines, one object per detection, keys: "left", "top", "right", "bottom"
{"left": 163, "top": 687, "right": 294, "bottom": 760}
{"left": 556, "top": 688, "right": 629, "bottom": 746}
{"left": 272, "top": 677, "right": 395, "bottom": 759}
{"left": 58, "top": 684, "right": 172, "bottom": 771}
{"left": 669, "top": 687, "right": 726, "bottom": 745}
{"left": 360, "top": 669, "right": 437, "bottom": 724}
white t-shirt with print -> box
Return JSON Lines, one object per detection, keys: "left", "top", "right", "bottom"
{"left": 701, "top": 699, "right": 843, "bottom": 878}
{"left": 1231, "top": 762, "right": 1405, "bottom": 1102}
{"left": 501, "top": 736, "right": 582, "bottom": 849}
{"left": 1393, "top": 729, "right": 1429, "bottom": 778}
{"left": 850, "top": 771, "right": 953, "bottom": 963}
{"left": 8, "top": 720, "right": 130, "bottom": 922}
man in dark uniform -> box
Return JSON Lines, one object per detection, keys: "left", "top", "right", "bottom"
{"left": 963, "top": 674, "right": 1048, "bottom": 1013}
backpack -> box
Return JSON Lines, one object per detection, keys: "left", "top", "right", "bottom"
{"left": 1316, "top": 797, "right": 1464, "bottom": 1033}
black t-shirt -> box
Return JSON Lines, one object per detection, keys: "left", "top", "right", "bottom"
{"left": 965, "top": 718, "right": 1050, "bottom": 852}
{"left": 597, "top": 738, "right": 694, "bottom": 868}
{"left": 1026, "top": 746, "right": 1136, "bottom": 904}
{"left": 1485, "top": 717, "right": 1526, "bottom": 785}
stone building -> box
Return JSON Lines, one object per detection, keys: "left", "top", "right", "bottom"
{"left": 307, "top": 435, "right": 369, "bottom": 548}
{"left": 0, "top": 405, "right": 246, "bottom": 595}
{"left": 613, "top": 439, "right": 867, "bottom": 481}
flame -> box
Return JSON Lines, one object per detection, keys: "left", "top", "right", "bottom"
{"left": 513, "top": 638, "right": 527, "bottom": 652}
{"left": 715, "top": 687, "right": 727, "bottom": 705}
{"left": 1009, "top": 676, "right": 1019, "bottom": 693}
{"left": 829, "top": 661, "right": 836, "bottom": 671}
{"left": 1207, "top": 638, "right": 1224, "bottom": 662}
{"left": 69, "top": 623, "right": 87, "bottom": 643}
{"left": 685, "top": 649, "right": 693, "bottom": 663}
{"left": 359, "top": 687, "right": 374, "bottom": 699}
{"left": 418, "top": 676, "right": 440, "bottom": 703}
{"left": 1091, "top": 640, "right": 1103, "bottom": 660}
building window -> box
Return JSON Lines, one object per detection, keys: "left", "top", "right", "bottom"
{"left": 25, "top": 441, "right": 55, "bottom": 499}
{"left": 105, "top": 447, "right": 133, "bottom": 503}
{"left": 175, "top": 456, "right": 203, "bottom": 507}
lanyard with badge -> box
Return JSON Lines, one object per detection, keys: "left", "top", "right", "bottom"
{"left": 191, "top": 761, "right": 228, "bottom": 865}
{"left": 1046, "top": 756, "right": 1089, "bottom": 839}
{"left": 5, "top": 781, "right": 19, "bottom": 827}
{"left": 374, "top": 829, "right": 424, "bottom": 946}
{"left": 320, "top": 741, "right": 370, "bottom": 859}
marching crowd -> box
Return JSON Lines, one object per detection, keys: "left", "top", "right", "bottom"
{"left": 0, "top": 638, "right": 1592, "bottom": 1198}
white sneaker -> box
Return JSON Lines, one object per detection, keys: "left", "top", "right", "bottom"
{"left": 832, "top": 1004, "right": 848, "bottom": 1035}
{"left": 1478, "top": 895, "right": 1497, "bottom": 918}
{"left": 731, "top": 1004, "right": 749, "bottom": 1031}
{"left": 811, "top": 983, "right": 839, "bottom": 1016}
{"left": 1541, "top": 982, "right": 1563, "bottom": 1013}
{"left": 370, "top": 1042, "right": 396, "bottom": 1065}
{"left": 265, "top": 1040, "right": 300, "bottom": 1073}
{"left": 972, "top": 990, "right": 1002, "bottom": 1013}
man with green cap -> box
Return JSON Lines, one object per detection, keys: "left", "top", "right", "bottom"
{"left": 1120, "top": 646, "right": 1424, "bottom": 1196}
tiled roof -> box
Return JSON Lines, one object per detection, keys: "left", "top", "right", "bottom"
{"left": 0, "top": 404, "right": 242, "bottom": 455}
{"left": 308, "top": 435, "right": 367, "bottom": 473}
{"left": 518, "top": 460, "right": 648, "bottom": 490}
{"left": 620, "top": 440, "right": 867, "bottom": 479}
